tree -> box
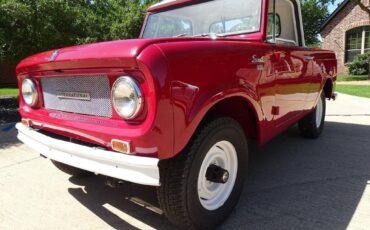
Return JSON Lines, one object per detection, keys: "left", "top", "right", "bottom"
{"left": 0, "top": 0, "right": 158, "bottom": 63}
{"left": 79, "top": 0, "right": 158, "bottom": 43}
{"left": 0, "top": 0, "right": 88, "bottom": 62}
{"left": 300, "top": 0, "right": 334, "bottom": 46}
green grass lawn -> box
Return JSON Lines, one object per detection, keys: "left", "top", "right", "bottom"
{"left": 0, "top": 88, "right": 19, "bottom": 96}
{"left": 337, "top": 75, "right": 368, "bottom": 82}
{"left": 336, "top": 85, "right": 370, "bottom": 98}
{"left": 2, "top": 76, "right": 368, "bottom": 98}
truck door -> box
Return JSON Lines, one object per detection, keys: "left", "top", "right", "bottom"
{"left": 267, "top": 0, "right": 310, "bottom": 131}
{"left": 271, "top": 46, "right": 310, "bottom": 130}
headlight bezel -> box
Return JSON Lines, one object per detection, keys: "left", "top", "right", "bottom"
{"left": 21, "top": 78, "right": 38, "bottom": 107}
{"left": 112, "top": 76, "right": 143, "bottom": 120}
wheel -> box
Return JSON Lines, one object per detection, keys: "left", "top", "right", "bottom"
{"left": 51, "top": 160, "right": 93, "bottom": 177}
{"left": 157, "top": 117, "right": 248, "bottom": 229}
{"left": 298, "top": 92, "right": 326, "bottom": 138}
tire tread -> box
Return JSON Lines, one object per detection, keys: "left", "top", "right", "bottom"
{"left": 157, "top": 117, "right": 246, "bottom": 229}
{"left": 298, "top": 92, "right": 326, "bottom": 139}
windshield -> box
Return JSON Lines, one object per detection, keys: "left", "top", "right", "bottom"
{"left": 143, "top": 0, "right": 262, "bottom": 38}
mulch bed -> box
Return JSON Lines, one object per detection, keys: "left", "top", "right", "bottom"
{"left": 0, "top": 97, "right": 20, "bottom": 125}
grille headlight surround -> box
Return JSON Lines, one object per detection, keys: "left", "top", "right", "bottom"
{"left": 112, "top": 76, "right": 143, "bottom": 119}
{"left": 21, "top": 79, "right": 38, "bottom": 107}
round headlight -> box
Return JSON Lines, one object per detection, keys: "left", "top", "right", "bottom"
{"left": 21, "top": 79, "right": 38, "bottom": 107}
{"left": 112, "top": 76, "right": 143, "bottom": 119}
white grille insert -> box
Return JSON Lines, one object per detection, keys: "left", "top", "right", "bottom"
{"left": 41, "top": 75, "right": 112, "bottom": 117}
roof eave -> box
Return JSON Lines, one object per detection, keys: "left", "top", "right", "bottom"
{"left": 320, "top": 0, "right": 349, "bottom": 31}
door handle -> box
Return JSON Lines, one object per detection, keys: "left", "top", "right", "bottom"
{"left": 252, "top": 55, "right": 265, "bottom": 64}
{"left": 304, "top": 55, "right": 314, "bottom": 61}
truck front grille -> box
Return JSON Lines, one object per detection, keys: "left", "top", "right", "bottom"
{"left": 41, "top": 75, "right": 112, "bottom": 117}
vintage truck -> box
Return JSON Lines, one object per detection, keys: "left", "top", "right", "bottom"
{"left": 15, "top": 0, "right": 337, "bottom": 229}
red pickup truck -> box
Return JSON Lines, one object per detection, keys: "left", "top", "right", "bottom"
{"left": 15, "top": 0, "right": 337, "bottom": 229}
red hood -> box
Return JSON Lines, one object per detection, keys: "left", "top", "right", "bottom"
{"left": 16, "top": 37, "right": 261, "bottom": 75}
{"left": 16, "top": 38, "right": 165, "bottom": 75}
{"left": 16, "top": 39, "right": 160, "bottom": 74}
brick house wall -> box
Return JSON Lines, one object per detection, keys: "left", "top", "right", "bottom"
{"left": 320, "top": 0, "right": 370, "bottom": 74}
{"left": 0, "top": 63, "right": 17, "bottom": 86}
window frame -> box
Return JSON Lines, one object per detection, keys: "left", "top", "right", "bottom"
{"left": 345, "top": 26, "right": 370, "bottom": 63}
{"left": 141, "top": 0, "right": 264, "bottom": 39}
{"left": 266, "top": 13, "right": 281, "bottom": 38}
{"left": 267, "top": 0, "right": 303, "bottom": 47}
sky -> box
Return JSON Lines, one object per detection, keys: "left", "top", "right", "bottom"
{"left": 316, "top": 0, "right": 345, "bottom": 42}
{"left": 328, "top": 0, "right": 345, "bottom": 14}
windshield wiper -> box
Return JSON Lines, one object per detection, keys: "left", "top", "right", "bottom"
{"left": 172, "top": 33, "right": 223, "bottom": 38}
{"left": 173, "top": 33, "right": 189, "bottom": 37}
{"left": 193, "top": 33, "right": 223, "bottom": 38}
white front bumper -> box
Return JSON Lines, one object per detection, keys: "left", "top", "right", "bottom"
{"left": 16, "top": 123, "right": 160, "bottom": 186}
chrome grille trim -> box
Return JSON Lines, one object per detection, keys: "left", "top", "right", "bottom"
{"left": 41, "top": 75, "right": 112, "bottom": 117}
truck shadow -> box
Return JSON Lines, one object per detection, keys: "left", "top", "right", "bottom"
{"left": 68, "top": 121, "right": 370, "bottom": 230}
{"left": 68, "top": 176, "right": 174, "bottom": 230}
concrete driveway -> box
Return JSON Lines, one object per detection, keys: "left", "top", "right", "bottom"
{"left": 1, "top": 93, "right": 370, "bottom": 230}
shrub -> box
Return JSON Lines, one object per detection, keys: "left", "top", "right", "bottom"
{"left": 348, "top": 52, "right": 370, "bottom": 75}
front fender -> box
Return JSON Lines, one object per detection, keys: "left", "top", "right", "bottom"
{"left": 171, "top": 84, "right": 264, "bottom": 159}
{"left": 142, "top": 40, "right": 271, "bottom": 159}
{"left": 137, "top": 45, "right": 174, "bottom": 159}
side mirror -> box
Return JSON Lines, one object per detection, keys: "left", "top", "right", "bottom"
{"left": 267, "top": 13, "right": 281, "bottom": 40}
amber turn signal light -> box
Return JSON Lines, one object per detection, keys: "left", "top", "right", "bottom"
{"left": 21, "top": 119, "right": 30, "bottom": 127}
{"left": 111, "top": 139, "right": 131, "bottom": 154}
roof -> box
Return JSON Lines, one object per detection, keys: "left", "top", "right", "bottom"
{"left": 320, "top": 0, "right": 349, "bottom": 31}
{"left": 147, "top": 0, "right": 192, "bottom": 12}
{"left": 148, "top": 0, "right": 176, "bottom": 9}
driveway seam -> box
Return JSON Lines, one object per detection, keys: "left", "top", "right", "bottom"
{"left": 0, "top": 156, "right": 40, "bottom": 171}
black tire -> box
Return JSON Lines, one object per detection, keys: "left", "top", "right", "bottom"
{"left": 51, "top": 160, "right": 93, "bottom": 177}
{"left": 298, "top": 92, "right": 326, "bottom": 138}
{"left": 157, "top": 117, "right": 248, "bottom": 230}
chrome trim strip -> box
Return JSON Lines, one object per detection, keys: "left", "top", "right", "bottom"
{"left": 56, "top": 91, "right": 91, "bottom": 101}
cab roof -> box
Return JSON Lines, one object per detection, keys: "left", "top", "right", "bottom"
{"left": 147, "top": 0, "right": 199, "bottom": 12}
{"left": 147, "top": 0, "right": 303, "bottom": 13}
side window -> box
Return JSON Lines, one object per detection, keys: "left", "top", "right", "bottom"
{"left": 268, "top": 0, "right": 299, "bottom": 46}
{"left": 143, "top": 14, "right": 192, "bottom": 38}
{"left": 267, "top": 13, "right": 281, "bottom": 38}
{"left": 345, "top": 26, "right": 370, "bottom": 62}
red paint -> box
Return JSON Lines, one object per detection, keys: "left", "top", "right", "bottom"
{"left": 16, "top": 0, "right": 337, "bottom": 160}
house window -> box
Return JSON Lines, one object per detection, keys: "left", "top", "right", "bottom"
{"left": 345, "top": 26, "right": 370, "bottom": 62}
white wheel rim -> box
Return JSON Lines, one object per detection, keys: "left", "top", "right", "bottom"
{"left": 197, "top": 141, "right": 238, "bottom": 211}
{"left": 315, "top": 96, "right": 323, "bottom": 128}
